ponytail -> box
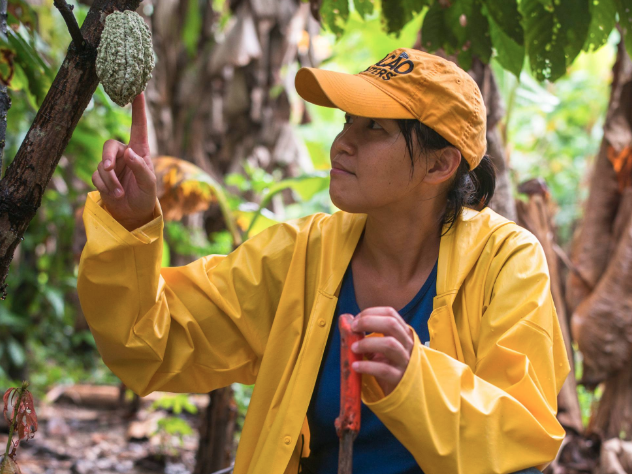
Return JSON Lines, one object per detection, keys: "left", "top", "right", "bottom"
{"left": 396, "top": 118, "right": 497, "bottom": 235}
{"left": 442, "top": 154, "right": 497, "bottom": 234}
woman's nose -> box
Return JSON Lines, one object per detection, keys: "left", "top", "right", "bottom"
{"left": 331, "top": 123, "right": 357, "bottom": 158}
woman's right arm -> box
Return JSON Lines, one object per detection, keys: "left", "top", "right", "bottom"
{"left": 78, "top": 190, "right": 297, "bottom": 397}
{"left": 80, "top": 92, "right": 295, "bottom": 396}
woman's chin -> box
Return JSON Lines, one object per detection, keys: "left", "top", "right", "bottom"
{"left": 329, "top": 190, "right": 365, "bottom": 214}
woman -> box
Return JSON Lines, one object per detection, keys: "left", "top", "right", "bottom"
{"left": 79, "top": 48, "right": 570, "bottom": 474}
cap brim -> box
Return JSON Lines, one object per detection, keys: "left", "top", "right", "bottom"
{"left": 295, "top": 67, "right": 415, "bottom": 119}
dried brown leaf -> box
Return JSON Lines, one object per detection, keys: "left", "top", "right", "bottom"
{"left": 0, "top": 456, "right": 22, "bottom": 474}
{"left": 152, "top": 156, "right": 217, "bottom": 222}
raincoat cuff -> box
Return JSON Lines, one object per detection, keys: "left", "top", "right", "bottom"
{"left": 85, "top": 191, "right": 163, "bottom": 246}
{"left": 361, "top": 326, "right": 420, "bottom": 409}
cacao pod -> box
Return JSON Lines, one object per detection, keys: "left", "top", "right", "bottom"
{"left": 96, "top": 11, "right": 155, "bottom": 107}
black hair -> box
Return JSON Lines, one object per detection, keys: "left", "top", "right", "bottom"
{"left": 396, "top": 118, "right": 496, "bottom": 235}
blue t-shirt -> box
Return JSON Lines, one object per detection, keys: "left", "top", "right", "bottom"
{"left": 301, "top": 259, "right": 438, "bottom": 474}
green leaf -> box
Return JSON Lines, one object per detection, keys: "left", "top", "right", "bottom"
{"left": 562, "top": 0, "right": 591, "bottom": 64}
{"left": 468, "top": 0, "right": 493, "bottom": 63}
{"left": 7, "top": 27, "right": 50, "bottom": 76}
{"left": 9, "top": 60, "right": 28, "bottom": 91}
{"left": 236, "top": 208, "right": 280, "bottom": 238}
{"left": 182, "top": 0, "right": 202, "bottom": 58}
{"left": 353, "top": 0, "right": 375, "bottom": 18}
{"left": 615, "top": 0, "right": 632, "bottom": 59}
{"left": 4, "top": 28, "right": 51, "bottom": 103}
{"left": 266, "top": 174, "right": 329, "bottom": 202}
{"left": 8, "top": 0, "right": 38, "bottom": 32}
{"left": 486, "top": 11, "right": 524, "bottom": 78}
{"left": 320, "top": 0, "right": 351, "bottom": 37}
{"left": 7, "top": 337, "right": 25, "bottom": 367}
{"left": 242, "top": 173, "right": 328, "bottom": 238}
{"left": 421, "top": 2, "right": 449, "bottom": 52}
{"left": 44, "top": 287, "right": 65, "bottom": 319}
{"left": 423, "top": 0, "right": 490, "bottom": 69}
{"left": 482, "top": 0, "right": 523, "bottom": 45}
{"left": 161, "top": 239, "right": 170, "bottom": 267}
{"left": 584, "top": 0, "right": 617, "bottom": 52}
{"left": 0, "top": 308, "right": 29, "bottom": 331}
{"left": 520, "top": 0, "right": 590, "bottom": 81}
{"left": 381, "top": 0, "right": 414, "bottom": 35}
{"left": 519, "top": 0, "right": 561, "bottom": 81}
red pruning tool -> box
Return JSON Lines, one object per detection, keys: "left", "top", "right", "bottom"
{"left": 335, "top": 313, "right": 363, "bottom": 474}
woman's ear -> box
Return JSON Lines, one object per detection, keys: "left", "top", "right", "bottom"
{"left": 424, "top": 147, "right": 462, "bottom": 185}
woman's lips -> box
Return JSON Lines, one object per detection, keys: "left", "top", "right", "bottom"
{"left": 331, "top": 167, "right": 354, "bottom": 176}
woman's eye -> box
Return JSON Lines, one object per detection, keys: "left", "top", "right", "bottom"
{"left": 369, "top": 120, "right": 382, "bottom": 130}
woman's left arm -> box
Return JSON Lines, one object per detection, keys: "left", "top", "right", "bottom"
{"left": 352, "top": 234, "right": 571, "bottom": 474}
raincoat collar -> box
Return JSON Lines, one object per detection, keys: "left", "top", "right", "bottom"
{"left": 322, "top": 207, "right": 513, "bottom": 306}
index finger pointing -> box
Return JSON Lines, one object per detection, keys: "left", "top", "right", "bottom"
{"left": 129, "top": 92, "right": 149, "bottom": 156}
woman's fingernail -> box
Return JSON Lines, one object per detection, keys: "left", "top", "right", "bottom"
{"left": 352, "top": 321, "right": 358, "bottom": 330}
{"left": 114, "top": 188, "right": 122, "bottom": 197}
{"left": 104, "top": 160, "right": 111, "bottom": 168}
{"left": 352, "top": 362, "right": 359, "bottom": 370}
{"left": 351, "top": 342, "right": 358, "bottom": 352}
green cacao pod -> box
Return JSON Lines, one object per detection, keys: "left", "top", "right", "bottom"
{"left": 96, "top": 11, "right": 155, "bottom": 107}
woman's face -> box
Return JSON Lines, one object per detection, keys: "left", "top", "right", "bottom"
{"left": 329, "top": 113, "right": 428, "bottom": 214}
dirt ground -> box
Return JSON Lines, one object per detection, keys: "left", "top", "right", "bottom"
{"left": 1, "top": 387, "right": 205, "bottom": 474}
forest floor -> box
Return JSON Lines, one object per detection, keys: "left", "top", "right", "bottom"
{"left": 0, "top": 386, "right": 207, "bottom": 474}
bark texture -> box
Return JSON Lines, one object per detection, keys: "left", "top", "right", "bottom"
{"left": 193, "top": 387, "right": 237, "bottom": 474}
{"left": 570, "top": 40, "right": 632, "bottom": 387}
{"left": 566, "top": 40, "right": 631, "bottom": 317}
{"left": 0, "top": 0, "right": 142, "bottom": 297}
{"left": 0, "top": 0, "right": 10, "bottom": 177}
{"left": 589, "top": 367, "right": 632, "bottom": 441}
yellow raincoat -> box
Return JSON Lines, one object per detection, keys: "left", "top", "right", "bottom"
{"left": 77, "top": 190, "right": 570, "bottom": 474}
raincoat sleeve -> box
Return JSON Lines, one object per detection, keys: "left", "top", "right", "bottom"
{"left": 361, "top": 230, "right": 570, "bottom": 474}
{"left": 77, "top": 191, "right": 296, "bottom": 397}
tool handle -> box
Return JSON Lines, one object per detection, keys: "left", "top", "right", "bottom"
{"left": 335, "top": 313, "right": 363, "bottom": 436}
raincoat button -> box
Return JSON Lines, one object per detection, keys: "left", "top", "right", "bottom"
{"left": 318, "top": 319, "right": 326, "bottom": 327}
{"left": 283, "top": 436, "right": 292, "bottom": 445}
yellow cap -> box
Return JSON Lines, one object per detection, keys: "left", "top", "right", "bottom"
{"left": 295, "top": 48, "right": 487, "bottom": 169}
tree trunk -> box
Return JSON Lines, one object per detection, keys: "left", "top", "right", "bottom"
{"left": 0, "top": 0, "right": 142, "bottom": 298}
{"left": 566, "top": 39, "right": 631, "bottom": 317}
{"left": 589, "top": 367, "right": 632, "bottom": 441}
{"left": 193, "top": 387, "right": 238, "bottom": 474}
{"left": 0, "top": 0, "right": 10, "bottom": 178}
{"left": 562, "top": 36, "right": 632, "bottom": 467}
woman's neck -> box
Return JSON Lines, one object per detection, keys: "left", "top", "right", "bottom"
{"left": 354, "top": 201, "right": 444, "bottom": 285}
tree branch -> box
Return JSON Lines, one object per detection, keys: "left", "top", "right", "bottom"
{"left": 0, "top": 0, "right": 10, "bottom": 178}
{"left": 53, "top": 0, "right": 86, "bottom": 50}
{"left": 0, "top": 0, "right": 142, "bottom": 297}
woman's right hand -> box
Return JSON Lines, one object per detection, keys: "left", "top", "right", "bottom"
{"left": 91, "top": 92, "right": 158, "bottom": 231}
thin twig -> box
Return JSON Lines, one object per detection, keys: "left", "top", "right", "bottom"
{"left": 552, "top": 242, "right": 593, "bottom": 291}
{"left": 209, "top": 464, "right": 234, "bottom": 474}
{"left": 52, "top": 0, "right": 85, "bottom": 50}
